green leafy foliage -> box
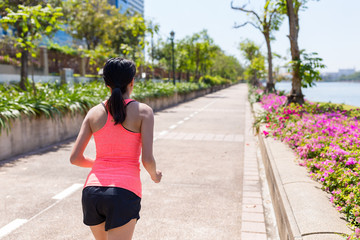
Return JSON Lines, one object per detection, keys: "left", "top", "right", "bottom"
{"left": 47, "top": 42, "right": 79, "bottom": 56}
{"left": 211, "top": 50, "right": 244, "bottom": 81}
{"left": 288, "top": 51, "right": 326, "bottom": 88}
{"left": 199, "top": 75, "right": 232, "bottom": 86}
{"left": 0, "top": 4, "right": 63, "bottom": 52}
{"left": 0, "top": 3, "right": 63, "bottom": 90}
{"left": 239, "top": 39, "right": 266, "bottom": 86}
{"left": 0, "top": 79, "right": 232, "bottom": 133}
{"left": 151, "top": 30, "right": 241, "bottom": 81}
{"left": 63, "top": 0, "right": 149, "bottom": 66}
{"left": 0, "top": 81, "right": 108, "bottom": 134}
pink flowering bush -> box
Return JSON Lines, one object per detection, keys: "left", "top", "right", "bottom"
{"left": 258, "top": 93, "right": 360, "bottom": 239}
{"left": 0, "top": 55, "right": 20, "bottom": 66}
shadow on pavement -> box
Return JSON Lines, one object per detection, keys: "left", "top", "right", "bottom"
{"left": 0, "top": 137, "right": 76, "bottom": 168}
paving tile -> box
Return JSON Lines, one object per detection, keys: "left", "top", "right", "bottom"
{"left": 214, "top": 134, "right": 225, "bottom": 141}
{"left": 241, "top": 221, "right": 266, "bottom": 233}
{"left": 243, "top": 185, "right": 260, "bottom": 192}
{"left": 243, "top": 166, "right": 257, "bottom": 170}
{"left": 174, "top": 132, "right": 186, "bottom": 140}
{"left": 224, "top": 134, "right": 235, "bottom": 142}
{"left": 244, "top": 165, "right": 258, "bottom": 170}
{"left": 242, "top": 204, "right": 264, "bottom": 213}
{"left": 241, "top": 232, "right": 267, "bottom": 240}
{"left": 183, "top": 133, "right": 195, "bottom": 140}
{"left": 243, "top": 175, "right": 259, "bottom": 181}
{"left": 193, "top": 133, "right": 205, "bottom": 141}
{"left": 243, "top": 180, "right": 260, "bottom": 186}
{"left": 242, "top": 191, "right": 262, "bottom": 198}
{"left": 242, "top": 212, "right": 265, "bottom": 222}
{"left": 243, "top": 197, "right": 263, "bottom": 205}
{"left": 203, "top": 133, "right": 215, "bottom": 141}
{"left": 243, "top": 171, "right": 260, "bottom": 177}
{"left": 235, "top": 135, "right": 244, "bottom": 142}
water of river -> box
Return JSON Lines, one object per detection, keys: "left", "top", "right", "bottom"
{"left": 275, "top": 81, "right": 360, "bottom": 107}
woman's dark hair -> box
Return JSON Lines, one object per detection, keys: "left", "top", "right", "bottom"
{"left": 103, "top": 57, "right": 136, "bottom": 125}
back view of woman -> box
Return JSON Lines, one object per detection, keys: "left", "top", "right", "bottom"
{"left": 70, "top": 57, "right": 162, "bottom": 240}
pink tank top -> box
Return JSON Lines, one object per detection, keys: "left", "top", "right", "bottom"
{"left": 84, "top": 99, "right": 142, "bottom": 198}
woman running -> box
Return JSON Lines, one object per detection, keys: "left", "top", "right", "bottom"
{"left": 70, "top": 57, "right": 162, "bottom": 240}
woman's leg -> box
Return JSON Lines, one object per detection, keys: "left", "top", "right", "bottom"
{"left": 90, "top": 222, "right": 107, "bottom": 240}
{"left": 108, "top": 219, "right": 137, "bottom": 240}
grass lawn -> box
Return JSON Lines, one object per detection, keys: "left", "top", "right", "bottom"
{"left": 315, "top": 102, "right": 359, "bottom": 110}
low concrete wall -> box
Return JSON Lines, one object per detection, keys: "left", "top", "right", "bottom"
{"left": 0, "top": 113, "right": 84, "bottom": 161}
{"left": 0, "top": 84, "right": 231, "bottom": 161}
{"left": 0, "top": 73, "right": 98, "bottom": 84}
{"left": 252, "top": 103, "right": 352, "bottom": 240}
{"left": 145, "top": 88, "right": 213, "bottom": 111}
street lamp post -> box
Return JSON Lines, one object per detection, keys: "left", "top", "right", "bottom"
{"left": 170, "top": 30, "right": 175, "bottom": 85}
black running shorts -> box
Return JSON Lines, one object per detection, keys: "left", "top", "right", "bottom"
{"left": 82, "top": 186, "right": 141, "bottom": 231}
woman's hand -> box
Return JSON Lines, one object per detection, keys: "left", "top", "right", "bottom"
{"left": 151, "top": 170, "right": 162, "bottom": 183}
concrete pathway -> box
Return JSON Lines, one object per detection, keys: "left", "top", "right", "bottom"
{"left": 0, "top": 84, "right": 278, "bottom": 239}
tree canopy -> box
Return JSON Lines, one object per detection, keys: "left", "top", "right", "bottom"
{"left": 239, "top": 39, "right": 265, "bottom": 86}
{"left": 231, "top": 0, "right": 283, "bottom": 92}
{"left": 0, "top": 3, "right": 63, "bottom": 90}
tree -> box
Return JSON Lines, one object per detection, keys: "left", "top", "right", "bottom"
{"left": 175, "top": 36, "right": 196, "bottom": 81}
{"left": 231, "top": 0, "right": 283, "bottom": 92}
{"left": 64, "top": 0, "right": 150, "bottom": 67}
{"left": 239, "top": 39, "right": 265, "bottom": 86}
{"left": 121, "top": 13, "right": 148, "bottom": 64}
{"left": 0, "top": 0, "right": 62, "bottom": 12}
{"left": 152, "top": 38, "right": 173, "bottom": 79}
{"left": 63, "top": 0, "right": 115, "bottom": 50}
{"left": 211, "top": 50, "right": 244, "bottom": 81}
{"left": 0, "top": 4, "right": 63, "bottom": 90}
{"left": 278, "top": 0, "right": 320, "bottom": 104}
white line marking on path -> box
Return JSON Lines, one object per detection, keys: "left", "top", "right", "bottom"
{"left": 0, "top": 183, "right": 84, "bottom": 239}
{"left": 0, "top": 219, "right": 28, "bottom": 239}
{"left": 52, "top": 183, "right": 83, "bottom": 200}
{"left": 159, "top": 130, "right": 168, "bottom": 136}
{"left": 0, "top": 97, "right": 222, "bottom": 239}
{"left": 154, "top": 98, "right": 219, "bottom": 142}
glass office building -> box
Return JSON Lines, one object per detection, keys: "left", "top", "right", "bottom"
{"left": 111, "top": 0, "right": 144, "bottom": 16}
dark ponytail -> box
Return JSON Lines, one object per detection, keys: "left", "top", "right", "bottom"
{"left": 102, "top": 58, "right": 136, "bottom": 125}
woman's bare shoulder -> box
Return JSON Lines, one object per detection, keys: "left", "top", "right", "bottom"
{"left": 86, "top": 103, "right": 106, "bottom": 117}
{"left": 138, "top": 102, "right": 153, "bottom": 117}
{"left": 85, "top": 103, "right": 107, "bottom": 132}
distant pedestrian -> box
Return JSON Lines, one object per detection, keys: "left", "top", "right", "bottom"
{"left": 70, "top": 57, "right": 162, "bottom": 240}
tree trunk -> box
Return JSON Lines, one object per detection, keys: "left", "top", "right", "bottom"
{"left": 286, "top": 0, "right": 304, "bottom": 105}
{"left": 31, "top": 58, "right": 37, "bottom": 97}
{"left": 20, "top": 49, "right": 29, "bottom": 91}
{"left": 195, "top": 63, "right": 199, "bottom": 81}
{"left": 264, "top": 33, "right": 275, "bottom": 93}
{"left": 252, "top": 70, "right": 260, "bottom": 87}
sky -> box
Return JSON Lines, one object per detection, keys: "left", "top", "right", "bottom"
{"left": 145, "top": 0, "right": 360, "bottom": 73}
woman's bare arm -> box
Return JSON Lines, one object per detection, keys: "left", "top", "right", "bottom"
{"left": 140, "top": 104, "right": 162, "bottom": 183}
{"left": 70, "top": 112, "right": 95, "bottom": 168}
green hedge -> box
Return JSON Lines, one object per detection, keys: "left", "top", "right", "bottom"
{"left": 0, "top": 79, "right": 233, "bottom": 133}
{"left": 199, "top": 75, "right": 232, "bottom": 86}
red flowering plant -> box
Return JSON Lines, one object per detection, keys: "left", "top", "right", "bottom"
{"left": 256, "top": 92, "right": 360, "bottom": 238}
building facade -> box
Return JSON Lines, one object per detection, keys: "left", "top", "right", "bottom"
{"left": 109, "top": 0, "right": 144, "bottom": 16}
